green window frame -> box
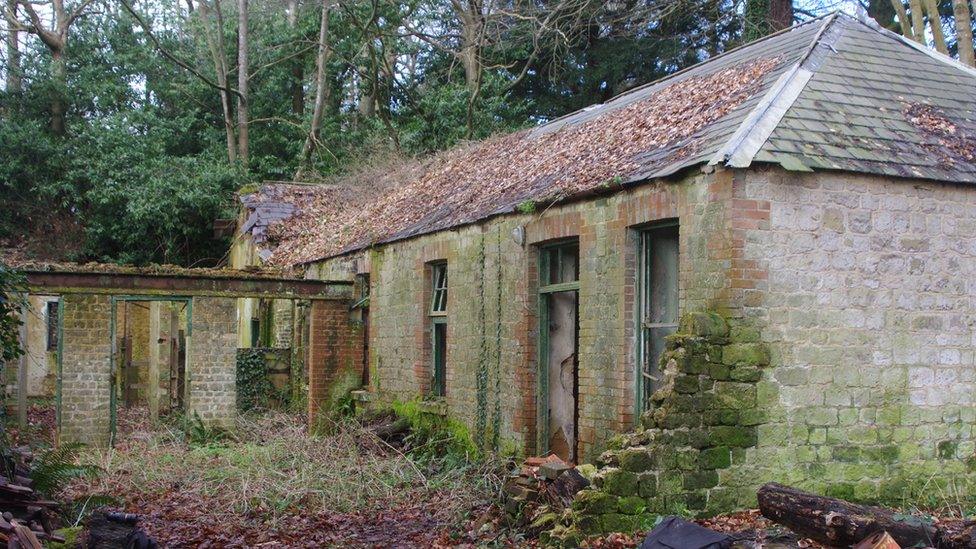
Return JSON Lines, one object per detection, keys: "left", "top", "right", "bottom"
{"left": 636, "top": 222, "right": 679, "bottom": 414}
{"left": 431, "top": 317, "right": 447, "bottom": 397}
{"left": 428, "top": 262, "right": 447, "bottom": 396}
{"left": 537, "top": 240, "right": 580, "bottom": 456}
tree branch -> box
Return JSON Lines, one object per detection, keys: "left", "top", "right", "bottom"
{"left": 118, "top": 0, "right": 244, "bottom": 101}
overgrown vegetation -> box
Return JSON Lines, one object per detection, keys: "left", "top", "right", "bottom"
{"left": 0, "top": 263, "right": 25, "bottom": 363}
{"left": 65, "top": 410, "right": 516, "bottom": 546}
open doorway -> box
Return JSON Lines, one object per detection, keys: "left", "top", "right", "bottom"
{"left": 112, "top": 298, "right": 190, "bottom": 442}
{"left": 538, "top": 241, "right": 580, "bottom": 463}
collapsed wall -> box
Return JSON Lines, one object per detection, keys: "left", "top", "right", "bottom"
{"left": 552, "top": 311, "right": 771, "bottom": 540}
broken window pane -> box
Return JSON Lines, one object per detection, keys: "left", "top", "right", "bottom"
{"left": 545, "top": 243, "right": 579, "bottom": 285}
{"left": 638, "top": 224, "right": 679, "bottom": 412}
{"left": 430, "top": 263, "right": 448, "bottom": 314}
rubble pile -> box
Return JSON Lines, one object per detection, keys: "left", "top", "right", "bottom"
{"left": 0, "top": 446, "right": 64, "bottom": 547}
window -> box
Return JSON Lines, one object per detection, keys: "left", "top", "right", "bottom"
{"left": 46, "top": 301, "right": 59, "bottom": 352}
{"left": 429, "top": 262, "right": 447, "bottom": 396}
{"left": 637, "top": 223, "right": 679, "bottom": 412}
{"left": 430, "top": 263, "right": 447, "bottom": 315}
{"left": 542, "top": 243, "right": 579, "bottom": 288}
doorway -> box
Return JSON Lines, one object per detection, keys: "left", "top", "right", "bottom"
{"left": 538, "top": 241, "right": 580, "bottom": 462}
{"left": 110, "top": 297, "right": 191, "bottom": 444}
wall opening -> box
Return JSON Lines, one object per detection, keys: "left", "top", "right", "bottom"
{"left": 110, "top": 297, "right": 191, "bottom": 443}
{"left": 636, "top": 222, "right": 679, "bottom": 413}
{"left": 538, "top": 240, "right": 580, "bottom": 462}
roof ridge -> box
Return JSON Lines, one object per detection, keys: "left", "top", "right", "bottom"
{"left": 533, "top": 13, "right": 838, "bottom": 134}
{"left": 711, "top": 12, "right": 844, "bottom": 169}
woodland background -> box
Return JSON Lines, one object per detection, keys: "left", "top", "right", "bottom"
{"left": 0, "top": 0, "right": 971, "bottom": 266}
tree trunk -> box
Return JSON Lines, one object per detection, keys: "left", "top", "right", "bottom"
{"left": 286, "top": 0, "right": 303, "bottom": 116}
{"left": 5, "top": 0, "right": 21, "bottom": 93}
{"left": 953, "top": 0, "right": 974, "bottom": 65}
{"left": 757, "top": 483, "right": 938, "bottom": 547}
{"left": 50, "top": 47, "right": 66, "bottom": 136}
{"left": 198, "top": 0, "right": 237, "bottom": 163}
{"left": 298, "top": 0, "right": 333, "bottom": 171}
{"left": 910, "top": 0, "right": 927, "bottom": 43}
{"left": 924, "top": 0, "right": 948, "bottom": 53}
{"left": 890, "top": 0, "right": 914, "bottom": 38}
{"left": 768, "top": 0, "right": 793, "bottom": 31}
{"left": 237, "top": 0, "right": 249, "bottom": 165}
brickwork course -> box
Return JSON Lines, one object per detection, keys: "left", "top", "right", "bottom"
{"left": 187, "top": 297, "right": 239, "bottom": 429}
{"left": 58, "top": 293, "right": 113, "bottom": 446}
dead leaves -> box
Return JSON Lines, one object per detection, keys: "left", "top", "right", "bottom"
{"left": 266, "top": 57, "right": 782, "bottom": 266}
{"left": 905, "top": 102, "right": 976, "bottom": 166}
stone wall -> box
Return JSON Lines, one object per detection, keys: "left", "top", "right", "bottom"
{"left": 187, "top": 297, "right": 238, "bottom": 429}
{"left": 59, "top": 294, "right": 112, "bottom": 446}
{"left": 309, "top": 170, "right": 739, "bottom": 459}
{"left": 737, "top": 167, "right": 976, "bottom": 502}
{"left": 555, "top": 311, "right": 770, "bottom": 540}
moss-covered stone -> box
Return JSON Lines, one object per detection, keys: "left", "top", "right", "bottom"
{"left": 709, "top": 425, "right": 758, "bottom": 448}
{"left": 618, "top": 447, "right": 654, "bottom": 472}
{"left": 604, "top": 469, "right": 639, "bottom": 496}
{"left": 600, "top": 513, "right": 640, "bottom": 533}
{"left": 721, "top": 343, "right": 770, "bottom": 367}
{"left": 617, "top": 495, "right": 646, "bottom": 515}
{"left": 638, "top": 472, "right": 658, "bottom": 497}
{"left": 573, "top": 489, "right": 618, "bottom": 514}
{"left": 683, "top": 470, "right": 719, "bottom": 490}
{"left": 699, "top": 446, "right": 732, "bottom": 469}
{"left": 679, "top": 311, "right": 729, "bottom": 339}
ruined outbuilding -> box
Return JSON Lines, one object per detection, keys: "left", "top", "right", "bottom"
{"left": 230, "top": 12, "right": 976, "bottom": 519}
{"left": 2, "top": 263, "right": 359, "bottom": 446}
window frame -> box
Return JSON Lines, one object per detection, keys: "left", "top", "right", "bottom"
{"left": 536, "top": 239, "right": 581, "bottom": 456}
{"left": 429, "top": 262, "right": 448, "bottom": 316}
{"left": 635, "top": 221, "right": 679, "bottom": 415}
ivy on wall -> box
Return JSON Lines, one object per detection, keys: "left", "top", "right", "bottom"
{"left": 236, "top": 349, "right": 276, "bottom": 412}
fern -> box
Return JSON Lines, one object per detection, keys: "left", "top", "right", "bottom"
{"left": 30, "top": 443, "right": 100, "bottom": 497}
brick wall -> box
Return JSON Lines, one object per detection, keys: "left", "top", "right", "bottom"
{"left": 59, "top": 294, "right": 112, "bottom": 446}
{"left": 313, "top": 170, "right": 733, "bottom": 459}
{"left": 737, "top": 167, "right": 976, "bottom": 502}
{"left": 307, "top": 299, "right": 364, "bottom": 426}
{"left": 187, "top": 297, "right": 238, "bottom": 429}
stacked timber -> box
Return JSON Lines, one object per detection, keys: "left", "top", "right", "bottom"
{"left": 0, "top": 447, "right": 64, "bottom": 547}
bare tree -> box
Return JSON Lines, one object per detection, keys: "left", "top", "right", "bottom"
{"left": 923, "top": 0, "right": 948, "bottom": 53}
{"left": 952, "top": 0, "right": 974, "bottom": 66}
{"left": 8, "top": 0, "right": 97, "bottom": 134}
{"left": 286, "top": 0, "right": 304, "bottom": 116}
{"left": 237, "top": 0, "right": 249, "bottom": 165}
{"left": 298, "top": 0, "right": 334, "bottom": 172}
{"left": 4, "top": 0, "right": 20, "bottom": 93}
{"left": 197, "top": 0, "right": 238, "bottom": 162}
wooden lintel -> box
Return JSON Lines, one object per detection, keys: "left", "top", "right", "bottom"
{"left": 23, "top": 270, "right": 351, "bottom": 300}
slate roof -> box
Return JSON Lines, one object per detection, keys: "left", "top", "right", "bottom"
{"left": 251, "top": 12, "right": 976, "bottom": 266}
{"left": 742, "top": 14, "right": 976, "bottom": 181}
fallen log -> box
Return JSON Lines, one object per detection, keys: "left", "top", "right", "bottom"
{"left": 757, "top": 483, "right": 938, "bottom": 547}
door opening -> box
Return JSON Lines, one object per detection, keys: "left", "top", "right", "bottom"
{"left": 539, "top": 241, "right": 580, "bottom": 462}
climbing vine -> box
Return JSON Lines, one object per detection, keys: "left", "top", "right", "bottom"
{"left": 236, "top": 349, "right": 276, "bottom": 412}
{"left": 475, "top": 232, "right": 489, "bottom": 450}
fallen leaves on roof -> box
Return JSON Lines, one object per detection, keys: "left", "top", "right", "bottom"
{"left": 905, "top": 102, "right": 976, "bottom": 166}
{"left": 267, "top": 57, "right": 782, "bottom": 266}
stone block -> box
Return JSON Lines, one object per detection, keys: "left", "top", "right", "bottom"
{"left": 722, "top": 344, "right": 770, "bottom": 367}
